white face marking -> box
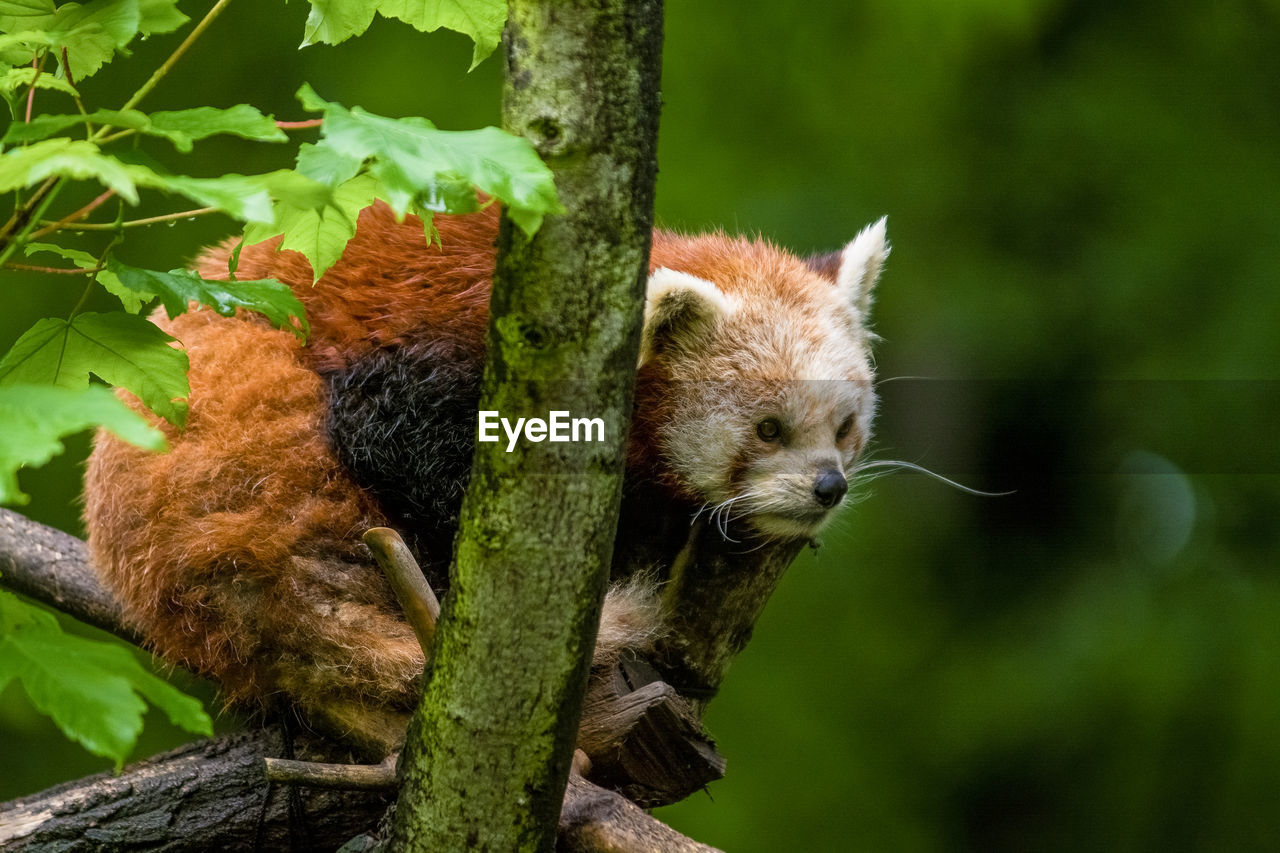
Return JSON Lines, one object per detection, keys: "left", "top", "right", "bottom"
{"left": 733, "top": 378, "right": 875, "bottom": 539}
{"left": 644, "top": 223, "right": 886, "bottom": 541}
{"left": 661, "top": 370, "right": 876, "bottom": 541}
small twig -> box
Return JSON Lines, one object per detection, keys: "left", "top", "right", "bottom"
{"left": 59, "top": 47, "right": 93, "bottom": 135}
{"left": 37, "top": 205, "right": 218, "bottom": 235}
{"left": 118, "top": 0, "right": 235, "bottom": 114}
{"left": 2, "top": 263, "right": 103, "bottom": 274}
{"left": 0, "top": 178, "right": 65, "bottom": 269}
{"left": 24, "top": 55, "right": 39, "bottom": 123}
{"left": 363, "top": 527, "right": 440, "bottom": 654}
{"left": 27, "top": 188, "right": 116, "bottom": 239}
{"left": 275, "top": 118, "right": 324, "bottom": 130}
{"left": 264, "top": 753, "right": 398, "bottom": 791}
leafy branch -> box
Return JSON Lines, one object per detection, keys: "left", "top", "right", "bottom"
{"left": 0, "top": 0, "right": 544, "bottom": 769}
{"left": 0, "top": 0, "right": 553, "bottom": 504}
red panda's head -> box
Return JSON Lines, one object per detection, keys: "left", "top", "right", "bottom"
{"left": 635, "top": 219, "right": 888, "bottom": 541}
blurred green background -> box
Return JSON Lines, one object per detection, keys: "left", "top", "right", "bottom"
{"left": 4, "top": 0, "right": 1280, "bottom": 849}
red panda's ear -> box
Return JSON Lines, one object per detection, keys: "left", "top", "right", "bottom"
{"left": 836, "top": 216, "right": 889, "bottom": 318}
{"left": 641, "top": 268, "right": 729, "bottom": 363}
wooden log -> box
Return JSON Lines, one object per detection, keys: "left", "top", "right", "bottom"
{"left": 559, "top": 769, "right": 722, "bottom": 853}
{"left": 578, "top": 654, "right": 725, "bottom": 807}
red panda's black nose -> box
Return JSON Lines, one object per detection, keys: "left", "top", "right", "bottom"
{"left": 813, "top": 469, "right": 848, "bottom": 508}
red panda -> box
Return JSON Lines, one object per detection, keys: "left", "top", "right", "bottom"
{"left": 83, "top": 201, "right": 888, "bottom": 754}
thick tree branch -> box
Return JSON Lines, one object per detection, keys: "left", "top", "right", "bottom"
{"left": 0, "top": 508, "right": 140, "bottom": 645}
{"left": 388, "top": 1, "right": 665, "bottom": 850}
{"left": 559, "top": 771, "right": 722, "bottom": 853}
{"left": 0, "top": 727, "right": 392, "bottom": 852}
{"left": 0, "top": 513, "right": 730, "bottom": 851}
{"left": 656, "top": 525, "right": 806, "bottom": 709}
{"left": 0, "top": 724, "right": 716, "bottom": 853}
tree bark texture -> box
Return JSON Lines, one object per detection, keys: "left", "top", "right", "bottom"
{"left": 0, "top": 508, "right": 140, "bottom": 646}
{"left": 0, "top": 725, "right": 720, "bottom": 853}
{"left": 388, "top": 2, "right": 664, "bottom": 851}
{"left": 651, "top": 524, "right": 807, "bottom": 710}
{"left": 0, "top": 726, "right": 392, "bottom": 852}
{"left": 0, "top": 511, "right": 727, "bottom": 851}
{"left": 558, "top": 772, "right": 721, "bottom": 853}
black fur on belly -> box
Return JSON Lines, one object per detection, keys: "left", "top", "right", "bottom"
{"left": 323, "top": 340, "right": 482, "bottom": 590}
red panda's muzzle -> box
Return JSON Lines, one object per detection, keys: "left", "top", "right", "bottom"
{"left": 813, "top": 468, "right": 848, "bottom": 508}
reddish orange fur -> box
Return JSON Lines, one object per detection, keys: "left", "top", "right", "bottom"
{"left": 86, "top": 202, "right": 860, "bottom": 751}
{"left": 89, "top": 204, "right": 547, "bottom": 749}
{"left": 84, "top": 309, "right": 428, "bottom": 715}
{"left": 197, "top": 202, "right": 498, "bottom": 373}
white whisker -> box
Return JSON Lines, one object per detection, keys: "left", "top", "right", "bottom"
{"left": 851, "top": 459, "right": 1013, "bottom": 497}
{"left": 872, "top": 374, "right": 936, "bottom": 387}
{"left": 706, "top": 490, "right": 769, "bottom": 542}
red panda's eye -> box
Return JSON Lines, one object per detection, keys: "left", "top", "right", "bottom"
{"left": 756, "top": 418, "right": 782, "bottom": 442}
{"left": 836, "top": 415, "right": 854, "bottom": 440}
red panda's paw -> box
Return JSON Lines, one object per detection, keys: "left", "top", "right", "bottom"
{"left": 593, "top": 574, "right": 665, "bottom": 668}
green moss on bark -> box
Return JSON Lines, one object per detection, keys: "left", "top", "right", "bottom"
{"left": 389, "top": 2, "right": 664, "bottom": 851}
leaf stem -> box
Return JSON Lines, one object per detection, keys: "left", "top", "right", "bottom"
{"left": 28, "top": 189, "right": 116, "bottom": 240}
{"left": 59, "top": 47, "right": 95, "bottom": 136}
{"left": 275, "top": 119, "right": 324, "bottom": 130}
{"left": 24, "top": 56, "right": 39, "bottom": 124}
{"left": 1, "top": 263, "right": 105, "bottom": 275}
{"left": 68, "top": 230, "right": 123, "bottom": 321}
{"left": 93, "top": 129, "right": 137, "bottom": 146}
{"left": 0, "top": 178, "right": 64, "bottom": 269}
{"left": 48, "top": 206, "right": 219, "bottom": 231}
{"left": 117, "top": 0, "right": 235, "bottom": 115}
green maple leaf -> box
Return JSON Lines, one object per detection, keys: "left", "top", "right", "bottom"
{"left": 1, "top": 105, "right": 286, "bottom": 153}
{"left": 299, "top": 84, "right": 560, "bottom": 235}
{"left": 147, "top": 105, "right": 288, "bottom": 152}
{"left": 1, "top": 108, "right": 150, "bottom": 144}
{"left": 107, "top": 260, "right": 309, "bottom": 340}
{"left": 300, "top": 0, "right": 376, "bottom": 47}
{"left": 0, "top": 138, "right": 145, "bottom": 203}
{"left": 299, "top": 0, "right": 505, "bottom": 68}
{"left": 0, "top": 0, "right": 58, "bottom": 29}
{"left": 45, "top": 0, "right": 188, "bottom": 81}
{"left": 378, "top": 0, "right": 506, "bottom": 69}
{"left": 244, "top": 171, "right": 380, "bottom": 283}
{"left": 0, "top": 591, "right": 211, "bottom": 768}
{"left": 0, "top": 141, "right": 321, "bottom": 223}
{"left": 0, "top": 383, "right": 165, "bottom": 504}
{"left": 0, "top": 312, "right": 189, "bottom": 427}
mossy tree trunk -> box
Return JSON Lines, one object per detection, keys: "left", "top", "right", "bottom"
{"left": 388, "top": 2, "right": 664, "bottom": 851}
